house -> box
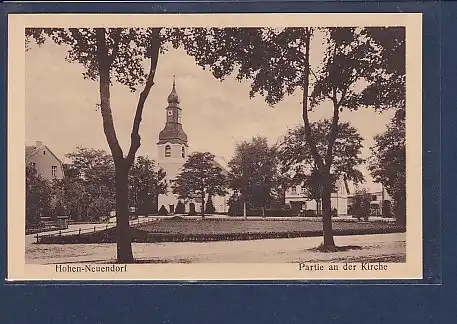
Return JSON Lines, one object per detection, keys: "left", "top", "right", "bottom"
{"left": 25, "top": 141, "right": 64, "bottom": 181}
{"left": 285, "top": 176, "right": 352, "bottom": 216}
{"left": 156, "top": 78, "right": 229, "bottom": 214}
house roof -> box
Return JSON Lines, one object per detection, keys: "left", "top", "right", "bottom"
{"left": 25, "top": 143, "right": 63, "bottom": 166}
{"left": 25, "top": 145, "right": 36, "bottom": 158}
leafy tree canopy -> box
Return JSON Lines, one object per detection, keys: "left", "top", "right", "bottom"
{"left": 54, "top": 147, "right": 115, "bottom": 221}
{"left": 26, "top": 27, "right": 168, "bottom": 91}
{"left": 228, "top": 136, "right": 279, "bottom": 208}
{"left": 26, "top": 166, "right": 53, "bottom": 228}
{"left": 172, "top": 152, "right": 228, "bottom": 217}
{"left": 368, "top": 110, "right": 406, "bottom": 223}
{"left": 173, "top": 27, "right": 404, "bottom": 111}
{"left": 129, "top": 155, "right": 167, "bottom": 213}
{"left": 280, "top": 120, "right": 365, "bottom": 186}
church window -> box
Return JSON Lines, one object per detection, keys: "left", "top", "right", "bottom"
{"left": 165, "top": 145, "right": 171, "bottom": 157}
{"left": 181, "top": 146, "right": 185, "bottom": 158}
{"left": 291, "top": 186, "right": 297, "bottom": 194}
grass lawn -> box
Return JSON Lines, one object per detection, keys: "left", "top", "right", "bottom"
{"left": 135, "top": 218, "right": 401, "bottom": 235}
{"left": 36, "top": 218, "right": 404, "bottom": 244}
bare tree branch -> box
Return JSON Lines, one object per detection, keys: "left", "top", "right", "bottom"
{"left": 95, "top": 28, "right": 124, "bottom": 162}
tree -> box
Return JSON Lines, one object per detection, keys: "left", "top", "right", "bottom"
{"left": 27, "top": 27, "right": 163, "bottom": 262}
{"left": 279, "top": 120, "right": 365, "bottom": 210}
{"left": 368, "top": 110, "right": 406, "bottom": 226}
{"left": 53, "top": 165, "right": 87, "bottom": 222}
{"left": 26, "top": 166, "right": 53, "bottom": 229}
{"left": 205, "top": 197, "right": 216, "bottom": 214}
{"left": 129, "top": 156, "right": 167, "bottom": 214}
{"left": 177, "top": 27, "right": 404, "bottom": 248}
{"left": 172, "top": 152, "right": 228, "bottom": 218}
{"left": 53, "top": 147, "right": 116, "bottom": 222}
{"left": 175, "top": 200, "right": 186, "bottom": 214}
{"left": 275, "top": 153, "right": 298, "bottom": 206}
{"left": 228, "top": 137, "right": 278, "bottom": 216}
{"left": 158, "top": 205, "right": 169, "bottom": 216}
{"left": 350, "top": 188, "right": 372, "bottom": 221}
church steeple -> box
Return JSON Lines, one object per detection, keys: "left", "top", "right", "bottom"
{"left": 167, "top": 75, "right": 180, "bottom": 105}
{"left": 157, "top": 77, "right": 188, "bottom": 147}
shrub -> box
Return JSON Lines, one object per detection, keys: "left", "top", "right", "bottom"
{"left": 352, "top": 189, "right": 371, "bottom": 220}
{"left": 188, "top": 203, "right": 198, "bottom": 216}
{"left": 228, "top": 204, "right": 294, "bottom": 217}
{"left": 205, "top": 198, "right": 216, "bottom": 214}
{"left": 304, "top": 209, "right": 317, "bottom": 217}
{"left": 158, "top": 205, "right": 168, "bottom": 216}
{"left": 188, "top": 209, "right": 198, "bottom": 216}
{"left": 228, "top": 200, "right": 243, "bottom": 216}
{"left": 265, "top": 205, "right": 293, "bottom": 217}
{"left": 382, "top": 200, "right": 393, "bottom": 218}
{"left": 53, "top": 200, "right": 67, "bottom": 218}
{"left": 175, "top": 200, "right": 186, "bottom": 214}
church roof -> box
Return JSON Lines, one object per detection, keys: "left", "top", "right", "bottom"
{"left": 212, "top": 157, "right": 229, "bottom": 177}
{"left": 157, "top": 125, "right": 188, "bottom": 145}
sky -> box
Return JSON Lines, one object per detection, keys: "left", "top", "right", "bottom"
{"left": 25, "top": 33, "right": 395, "bottom": 191}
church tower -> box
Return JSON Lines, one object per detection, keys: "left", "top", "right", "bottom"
{"left": 157, "top": 77, "right": 188, "bottom": 213}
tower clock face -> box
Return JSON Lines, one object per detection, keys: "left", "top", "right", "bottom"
{"left": 167, "top": 110, "right": 173, "bottom": 116}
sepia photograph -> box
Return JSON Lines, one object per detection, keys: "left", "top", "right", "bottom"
{"left": 7, "top": 13, "right": 422, "bottom": 280}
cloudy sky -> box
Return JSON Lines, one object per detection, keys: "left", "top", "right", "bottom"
{"left": 25, "top": 33, "right": 394, "bottom": 191}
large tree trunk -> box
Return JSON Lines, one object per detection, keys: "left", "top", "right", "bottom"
{"left": 301, "top": 29, "right": 335, "bottom": 247}
{"left": 321, "top": 179, "right": 335, "bottom": 247}
{"left": 115, "top": 163, "right": 133, "bottom": 263}
{"left": 95, "top": 28, "right": 161, "bottom": 263}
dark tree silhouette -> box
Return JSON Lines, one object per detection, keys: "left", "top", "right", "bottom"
{"left": 172, "top": 152, "right": 228, "bottom": 218}
{"left": 369, "top": 110, "right": 406, "bottom": 226}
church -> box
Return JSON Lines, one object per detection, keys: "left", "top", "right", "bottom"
{"left": 156, "top": 78, "right": 229, "bottom": 215}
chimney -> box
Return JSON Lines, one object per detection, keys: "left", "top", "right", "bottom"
{"left": 36, "top": 141, "right": 43, "bottom": 147}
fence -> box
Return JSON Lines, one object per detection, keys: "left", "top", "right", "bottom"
{"left": 35, "top": 216, "right": 156, "bottom": 243}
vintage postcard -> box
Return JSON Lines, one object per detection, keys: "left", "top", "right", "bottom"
{"left": 7, "top": 13, "right": 422, "bottom": 281}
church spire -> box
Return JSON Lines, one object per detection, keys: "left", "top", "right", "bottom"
{"left": 157, "top": 76, "right": 188, "bottom": 146}
{"left": 167, "top": 75, "right": 180, "bottom": 104}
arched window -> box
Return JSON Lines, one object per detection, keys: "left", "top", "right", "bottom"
{"left": 181, "top": 146, "right": 185, "bottom": 158}
{"left": 165, "top": 145, "right": 171, "bottom": 158}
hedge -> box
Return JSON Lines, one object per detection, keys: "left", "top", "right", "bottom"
{"left": 228, "top": 207, "right": 295, "bottom": 217}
